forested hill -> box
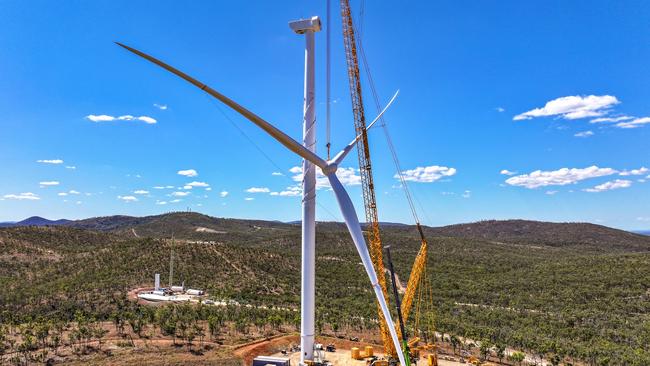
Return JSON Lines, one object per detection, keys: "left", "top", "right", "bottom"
{"left": 3, "top": 212, "right": 650, "bottom": 252}
{"left": 1, "top": 214, "right": 650, "bottom": 364}
{"left": 425, "top": 219, "right": 650, "bottom": 252}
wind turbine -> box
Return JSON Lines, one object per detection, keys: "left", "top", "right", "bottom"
{"left": 116, "top": 23, "right": 404, "bottom": 365}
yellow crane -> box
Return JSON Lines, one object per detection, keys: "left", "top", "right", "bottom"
{"left": 339, "top": 0, "right": 394, "bottom": 356}
{"left": 338, "top": 0, "right": 436, "bottom": 362}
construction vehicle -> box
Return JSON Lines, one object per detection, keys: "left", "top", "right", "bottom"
{"left": 338, "top": 0, "right": 437, "bottom": 364}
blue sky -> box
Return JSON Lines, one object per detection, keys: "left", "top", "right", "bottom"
{"left": 0, "top": 1, "right": 649, "bottom": 230}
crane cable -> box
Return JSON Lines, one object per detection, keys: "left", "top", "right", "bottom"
{"left": 352, "top": 19, "right": 421, "bottom": 228}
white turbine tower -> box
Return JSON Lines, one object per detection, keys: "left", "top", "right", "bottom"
{"left": 289, "top": 16, "right": 320, "bottom": 363}
{"left": 116, "top": 28, "right": 405, "bottom": 365}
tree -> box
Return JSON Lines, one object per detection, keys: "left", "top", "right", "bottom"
{"left": 509, "top": 351, "right": 526, "bottom": 366}
{"left": 495, "top": 343, "right": 506, "bottom": 364}
{"left": 450, "top": 335, "right": 460, "bottom": 355}
{"left": 479, "top": 339, "right": 492, "bottom": 361}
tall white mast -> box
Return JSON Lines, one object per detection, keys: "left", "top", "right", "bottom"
{"left": 289, "top": 16, "right": 321, "bottom": 365}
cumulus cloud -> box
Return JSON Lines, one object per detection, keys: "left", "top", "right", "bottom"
{"left": 616, "top": 117, "right": 650, "bottom": 129}
{"left": 619, "top": 167, "right": 649, "bottom": 176}
{"left": 171, "top": 191, "right": 190, "bottom": 197}
{"left": 246, "top": 187, "right": 270, "bottom": 193}
{"left": 183, "top": 185, "right": 192, "bottom": 190}
{"left": 500, "top": 169, "right": 516, "bottom": 176}
{"left": 37, "top": 159, "right": 63, "bottom": 164}
{"left": 186, "top": 181, "right": 209, "bottom": 188}
{"left": 39, "top": 181, "right": 60, "bottom": 187}
{"left": 220, "top": 191, "right": 229, "bottom": 198}
{"left": 583, "top": 179, "right": 632, "bottom": 193}
{"left": 133, "top": 190, "right": 149, "bottom": 194}
{"left": 86, "top": 114, "right": 157, "bottom": 124}
{"left": 505, "top": 166, "right": 617, "bottom": 189}
{"left": 58, "top": 192, "right": 68, "bottom": 196}
{"left": 68, "top": 190, "right": 80, "bottom": 195}
{"left": 396, "top": 166, "right": 457, "bottom": 183}
{"left": 244, "top": 197, "right": 254, "bottom": 201}
{"left": 3, "top": 192, "right": 40, "bottom": 200}
{"left": 270, "top": 186, "right": 302, "bottom": 197}
{"left": 118, "top": 195, "right": 138, "bottom": 202}
{"left": 177, "top": 169, "right": 198, "bottom": 177}
{"left": 289, "top": 166, "right": 361, "bottom": 188}
{"left": 590, "top": 116, "right": 633, "bottom": 124}
{"left": 513, "top": 95, "right": 619, "bottom": 121}
{"left": 153, "top": 103, "right": 168, "bottom": 110}
{"left": 574, "top": 131, "right": 594, "bottom": 138}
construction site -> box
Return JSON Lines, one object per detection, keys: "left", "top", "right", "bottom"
{"left": 115, "top": 0, "right": 447, "bottom": 365}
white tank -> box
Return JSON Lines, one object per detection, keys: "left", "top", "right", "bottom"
{"left": 186, "top": 289, "right": 204, "bottom": 296}
{"left": 171, "top": 286, "right": 184, "bottom": 292}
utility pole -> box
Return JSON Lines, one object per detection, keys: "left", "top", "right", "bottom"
{"left": 289, "top": 16, "right": 321, "bottom": 366}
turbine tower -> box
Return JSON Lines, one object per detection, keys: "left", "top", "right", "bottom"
{"left": 116, "top": 26, "right": 406, "bottom": 365}
{"left": 289, "top": 16, "right": 321, "bottom": 364}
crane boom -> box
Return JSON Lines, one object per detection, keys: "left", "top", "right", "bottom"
{"left": 400, "top": 224, "right": 428, "bottom": 324}
{"left": 339, "top": 0, "right": 394, "bottom": 356}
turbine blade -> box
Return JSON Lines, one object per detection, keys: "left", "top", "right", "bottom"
{"left": 115, "top": 42, "right": 327, "bottom": 170}
{"left": 330, "top": 89, "right": 399, "bottom": 166}
{"left": 325, "top": 172, "right": 407, "bottom": 366}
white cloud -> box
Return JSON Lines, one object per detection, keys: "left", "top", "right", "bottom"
{"left": 153, "top": 186, "right": 166, "bottom": 189}
{"left": 244, "top": 197, "right": 254, "bottom": 201}
{"left": 156, "top": 200, "right": 168, "bottom": 205}
{"left": 133, "top": 190, "right": 149, "bottom": 194}
{"left": 86, "top": 114, "right": 157, "bottom": 124}
{"left": 154, "top": 103, "right": 168, "bottom": 110}
{"left": 583, "top": 179, "right": 632, "bottom": 193}
{"left": 37, "top": 159, "right": 63, "bottom": 164}
{"left": 68, "top": 190, "right": 80, "bottom": 195}
{"left": 396, "top": 165, "right": 457, "bottom": 183}
{"left": 545, "top": 190, "right": 558, "bottom": 195}
{"left": 205, "top": 187, "right": 212, "bottom": 191}
{"left": 183, "top": 185, "right": 193, "bottom": 190}
{"left": 85, "top": 114, "right": 114, "bottom": 122}
{"left": 65, "top": 166, "right": 76, "bottom": 170}
{"left": 270, "top": 186, "right": 302, "bottom": 197}
{"left": 462, "top": 190, "right": 471, "bottom": 198}
{"left": 3, "top": 192, "right": 40, "bottom": 200}
{"left": 500, "top": 169, "right": 516, "bottom": 176}
{"left": 171, "top": 191, "right": 190, "bottom": 197}
{"left": 619, "top": 167, "right": 648, "bottom": 176}
{"left": 289, "top": 166, "right": 361, "bottom": 188}
{"left": 513, "top": 95, "right": 619, "bottom": 121}
{"left": 637, "top": 217, "right": 650, "bottom": 222}
{"left": 505, "top": 166, "right": 617, "bottom": 189}
{"left": 220, "top": 191, "right": 229, "bottom": 198}
{"left": 177, "top": 169, "right": 198, "bottom": 177}
{"left": 574, "top": 130, "right": 594, "bottom": 138}
{"left": 246, "top": 187, "right": 270, "bottom": 193}
{"left": 118, "top": 195, "right": 138, "bottom": 202}
{"left": 170, "top": 199, "right": 182, "bottom": 203}
{"left": 58, "top": 192, "right": 68, "bottom": 196}
{"left": 272, "top": 172, "right": 283, "bottom": 176}
{"left": 616, "top": 117, "right": 650, "bottom": 129}
{"left": 186, "top": 181, "right": 209, "bottom": 187}
{"left": 496, "top": 107, "right": 505, "bottom": 112}
{"left": 39, "top": 181, "right": 60, "bottom": 187}
{"left": 590, "top": 116, "right": 633, "bottom": 123}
